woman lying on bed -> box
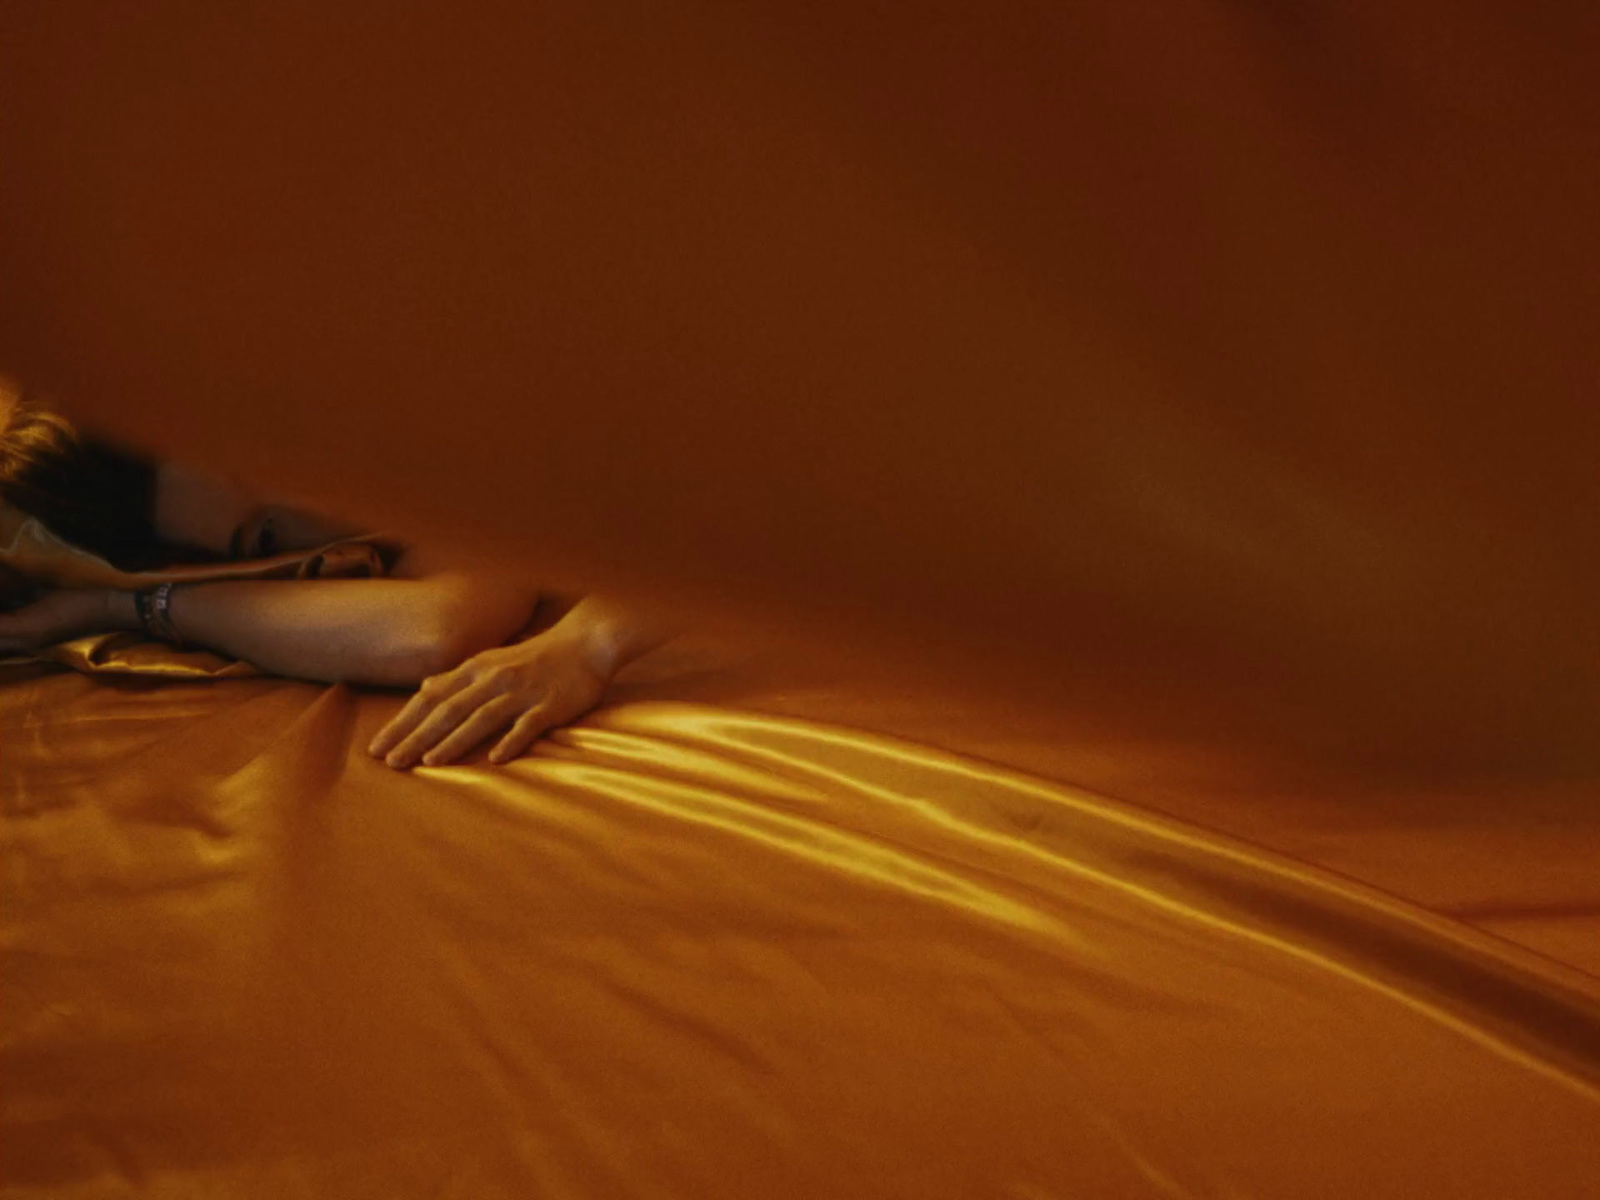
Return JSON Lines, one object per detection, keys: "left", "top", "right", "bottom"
{"left": 0, "top": 396, "right": 664, "bottom": 768}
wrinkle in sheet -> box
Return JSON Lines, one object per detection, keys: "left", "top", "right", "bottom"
{"left": 5, "top": 673, "right": 1600, "bottom": 1198}
{"left": 568, "top": 706, "right": 1600, "bottom": 1087}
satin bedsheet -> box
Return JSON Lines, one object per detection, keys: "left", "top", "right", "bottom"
{"left": 4, "top": 645, "right": 1597, "bottom": 1199}
{"left": 6, "top": 4, "right": 1600, "bottom": 1193}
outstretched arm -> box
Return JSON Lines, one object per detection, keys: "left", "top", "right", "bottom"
{"left": 1, "top": 560, "right": 539, "bottom": 687}
{"left": 125, "top": 574, "right": 537, "bottom": 686}
{"left": 367, "top": 593, "right": 672, "bottom": 769}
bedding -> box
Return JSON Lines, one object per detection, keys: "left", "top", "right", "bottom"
{"left": 4, "top": 4, "right": 1600, "bottom": 1196}
{"left": 4, "top": 637, "right": 1598, "bottom": 1198}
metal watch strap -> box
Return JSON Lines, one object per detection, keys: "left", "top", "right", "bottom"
{"left": 135, "top": 582, "right": 183, "bottom": 646}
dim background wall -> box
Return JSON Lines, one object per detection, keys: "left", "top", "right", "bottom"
{"left": 2, "top": 2, "right": 1597, "bottom": 774}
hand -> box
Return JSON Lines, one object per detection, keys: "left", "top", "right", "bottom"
{"left": 0, "top": 588, "right": 128, "bottom": 654}
{"left": 368, "top": 627, "right": 610, "bottom": 769}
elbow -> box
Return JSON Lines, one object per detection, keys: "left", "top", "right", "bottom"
{"left": 423, "top": 622, "right": 501, "bottom": 680}
{"left": 385, "top": 641, "right": 463, "bottom": 688}
{"left": 381, "top": 626, "right": 489, "bottom": 687}
{"left": 353, "top": 580, "right": 534, "bottom": 688}
{"left": 379, "top": 599, "right": 514, "bottom": 686}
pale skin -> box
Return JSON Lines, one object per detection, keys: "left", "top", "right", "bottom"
{"left": 366, "top": 592, "right": 669, "bottom": 769}
{"left": 0, "top": 461, "right": 667, "bottom": 768}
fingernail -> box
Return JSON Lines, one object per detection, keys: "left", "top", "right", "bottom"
{"left": 385, "top": 753, "right": 408, "bottom": 769}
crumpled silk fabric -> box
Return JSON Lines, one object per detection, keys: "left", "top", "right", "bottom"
{"left": 2, "top": 666, "right": 1597, "bottom": 1199}
{"left": 0, "top": 503, "right": 393, "bottom": 594}
{"left": 4, "top": 4, "right": 1600, "bottom": 1196}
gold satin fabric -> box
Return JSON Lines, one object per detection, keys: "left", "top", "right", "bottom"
{"left": 0, "top": 503, "right": 392, "bottom": 594}
{"left": 4, "top": 4, "right": 1600, "bottom": 1195}
{"left": 3, "top": 654, "right": 1599, "bottom": 1198}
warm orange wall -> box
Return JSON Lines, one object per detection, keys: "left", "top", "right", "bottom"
{"left": 3, "top": 3, "right": 1597, "bottom": 772}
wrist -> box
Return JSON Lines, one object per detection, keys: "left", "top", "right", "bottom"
{"left": 554, "top": 608, "right": 625, "bottom": 679}
{"left": 102, "top": 589, "right": 142, "bottom": 632}
{"left": 130, "top": 582, "right": 187, "bottom": 645}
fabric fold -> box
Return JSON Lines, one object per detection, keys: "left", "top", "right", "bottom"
{"left": 5, "top": 670, "right": 1596, "bottom": 1198}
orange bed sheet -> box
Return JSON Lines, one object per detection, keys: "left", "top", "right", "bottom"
{"left": 4, "top": 641, "right": 1597, "bottom": 1199}
{"left": 4, "top": 6, "right": 1600, "bottom": 1194}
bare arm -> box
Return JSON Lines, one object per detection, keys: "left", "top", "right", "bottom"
{"left": 550, "top": 592, "right": 674, "bottom": 679}
{"left": 1, "top": 528, "right": 540, "bottom": 684}
{"left": 367, "top": 592, "right": 674, "bottom": 768}
{"left": 99, "top": 571, "right": 538, "bottom": 686}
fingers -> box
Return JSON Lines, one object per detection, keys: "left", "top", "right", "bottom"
{"left": 419, "top": 693, "right": 524, "bottom": 767}
{"left": 366, "top": 692, "right": 431, "bottom": 760}
{"left": 488, "top": 705, "right": 555, "bottom": 765}
{"left": 370, "top": 637, "right": 608, "bottom": 770}
{"left": 367, "top": 668, "right": 474, "bottom": 760}
{"left": 378, "top": 676, "right": 502, "bottom": 769}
